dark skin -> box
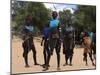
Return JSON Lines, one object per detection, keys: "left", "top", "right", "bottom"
{"left": 52, "top": 11, "right": 58, "bottom": 19}
{"left": 43, "top": 11, "right": 61, "bottom": 71}
{"left": 40, "top": 36, "right": 51, "bottom": 68}
{"left": 63, "top": 21, "right": 74, "bottom": 66}
{"left": 83, "top": 32, "right": 95, "bottom": 66}
{"left": 22, "top": 15, "right": 39, "bottom": 67}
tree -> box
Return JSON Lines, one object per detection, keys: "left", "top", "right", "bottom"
{"left": 11, "top": 1, "right": 51, "bottom": 36}
{"left": 74, "top": 5, "right": 96, "bottom": 32}
{"left": 59, "top": 9, "right": 72, "bottom": 25}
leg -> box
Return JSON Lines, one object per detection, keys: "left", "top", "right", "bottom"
{"left": 63, "top": 38, "right": 68, "bottom": 66}
{"left": 92, "top": 44, "right": 96, "bottom": 65}
{"left": 55, "top": 40, "right": 61, "bottom": 70}
{"left": 43, "top": 48, "right": 47, "bottom": 65}
{"left": 69, "top": 55, "right": 73, "bottom": 66}
{"left": 42, "top": 44, "right": 52, "bottom": 71}
{"left": 63, "top": 53, "right": 68, "bottom": 66}
{"left": 89, "top": 52, "right": 95, "bottom": 66}
{"left": 22, "top": 43, "right": 29, "bottom": 67}
{"left": 83, "top": 52, "right": 88, "bottom": 66}
{"left": 69, "top": 49, "right": 74, "bottom": 66}
{"left": 41, "top": 48, "right": 47, "bottom": 68}
{"left": 31, "top": 44, "right": 39, "bottom": 65}
{"left": 42, "top": 52, "right": 51, "bottom": 71}
{"left": 56, "top": 48, "right": 60, "bottom": 69}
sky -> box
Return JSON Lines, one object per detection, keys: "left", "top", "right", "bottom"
{"left": 44, "top": 3, "right": 78, "bottom": 14}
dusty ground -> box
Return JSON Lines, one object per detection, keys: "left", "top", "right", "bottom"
{"left": 11, "top": 37, "right": 96, "bottom": 74}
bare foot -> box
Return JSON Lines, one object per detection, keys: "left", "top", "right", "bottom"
{"left": 63, "top": 63, "right": 68, "bottom": 66}
{"left": 34, "top": 63, "right": 40, "bottom": 65}
{"left": 85, "top": 63, "right": 88, "bottom": 66}
{"left": 92, "top": 63, "right": 95, "bottom": 66}
{"left": 25, "top": 65, "right": 30, "bottom": 68}
{"left": 69, "top": 64, "right": 72, "bottom": 66}
{"left": 42, "top": 67, "right": 49, "bottom": 71}
{"left": 41, "top": 64, "right": 46, "bottom": 68}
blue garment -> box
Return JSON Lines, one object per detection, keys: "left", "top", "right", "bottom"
{"left": 24, "top": 25, "right": 34, "bottom": 33}
{"left": 25, "top": 25, "right": 34, "bottom": 32}
{"left": 65, "top": 26, "right": 74, "bottom": 32}
{"left": 88, "top": 32, "right": 94, "bottom": 42}
{"left": 43, "top": 27, "right": 50, "bottom": 39}
{"left": 50, "top": 19, "right": 59, "bottom": 28}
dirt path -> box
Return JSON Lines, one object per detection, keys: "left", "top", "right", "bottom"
{"left": 11, "top": 37, "right": 95, "bottom": 74}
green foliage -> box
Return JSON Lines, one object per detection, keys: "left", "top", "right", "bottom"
{"left": 75, "top": 5, "right": 96, "bottom": 32}
{"left": 59, "top": 10, "right": 72, "bottom": 25}
{"left": 11, "top": 1, "right": 96, "bottom": 37}
{"left": 12, "top": 1, "right": 51, "bottom": 36}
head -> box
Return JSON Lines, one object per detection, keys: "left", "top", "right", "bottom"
{"left": 26, "top": 15, "right": 32, "bottom": 26}
{"left": 52, "top": 11, "right": 58, "bottom": 19}
{"left": 85, "top": 32, "right": 89, "bottom": 37}
{"left": 27, "top": 15, "right": 32, "bottom": 21}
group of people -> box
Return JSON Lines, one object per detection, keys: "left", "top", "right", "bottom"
{"left": 21, "top": 11, "right": 96, "bottom": 71}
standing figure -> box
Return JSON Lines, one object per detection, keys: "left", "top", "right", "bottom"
{"left": 92, "top": 33, "right": 96, "bottom": 65}
{"left": 22, "top": 15, "right": 39, "bottom": 67}
{"left": 63, "top": 21, "right": 75, "bottom": 66}
{"left": 41, "top": 27, "right": 50, "bottom": 68}
{"left": 83, "top": 32, "right": 95, "bottom": 66}
{"left": 43, "top": 11, "right": 61, "bottom": 71}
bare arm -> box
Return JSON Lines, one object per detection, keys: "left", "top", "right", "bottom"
{"left": 41, "top": 36, "right": 44, "bottom": 46}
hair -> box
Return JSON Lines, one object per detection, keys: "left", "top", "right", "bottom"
{"left": 25, "top": 14, "right": 32, "bottom": 22}
{"left": 52, "top": 11, "right": 58, "bottom": 18}
{"left": 85, "top": 32, "right": 89, "bottom": 37}
{"left": 52, "top": 11, "right": 58, "bottom": 15}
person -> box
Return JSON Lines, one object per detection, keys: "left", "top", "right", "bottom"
{"left": 83, "top": 32, "right": 95, "bottom": 66}
{"left": 88, "top": 31, "right": 96, "bottom": 66}
{"left": 22, "top": 15, "right": 39, "bottom": 67}
{"left": 63, "top": 20, "right": 75, "bottom": 66}
{"left": 88, "top": 31, "right": 94, "bottom": 43}
{"left": 92, "top": 32, "right": 96, "bottom": 65}
{"left": 41, "top": 27, "right": 50, "bottom": 68}
{"left": 43, "top": 11, "right": 61, "bottom": 71}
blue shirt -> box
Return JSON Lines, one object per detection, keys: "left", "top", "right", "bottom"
{"left": 24, "top": 25, "right": 34, "bottom": 33}
{"left": 88, "top": 32, "right": 94, "bottom": 42}
{"left": 25, "top": 26, "right": 34, "bottom": 31}
{"left": 43, "top": 27, "right": 50, "bottom": 39}
{"left": 50, "top": 19, "right": 59, "bottom": 28}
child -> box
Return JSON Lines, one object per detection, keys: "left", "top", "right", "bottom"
{"left": 41, "top": 27, "right": 50, "bottom": 68}
{"left": 83, "top": 32, "right": 95, "bottom": 66}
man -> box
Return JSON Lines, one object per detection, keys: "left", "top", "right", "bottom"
{"left": 22, "top": 15, "right": 39, "bottom": 67}
{"left": 43, "top": 11, "right": 61, "bottom": 71}
{"left": 63, "top": 21, "right": 75, "bottom": 66}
